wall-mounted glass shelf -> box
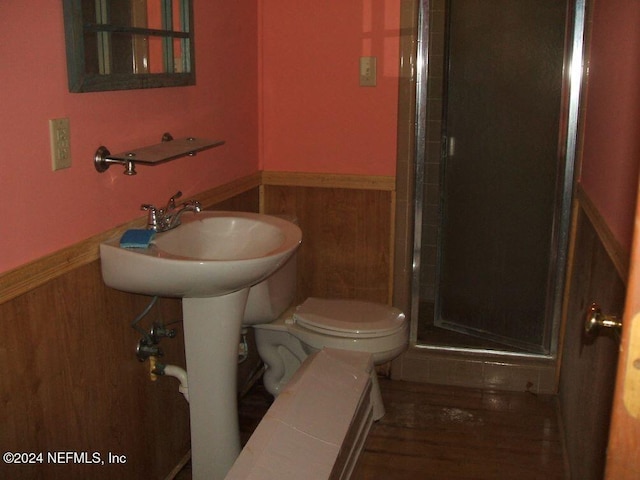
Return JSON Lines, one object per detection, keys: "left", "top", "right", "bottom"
{"left": 94, "top": 133, "right": 225, "bottom": 175}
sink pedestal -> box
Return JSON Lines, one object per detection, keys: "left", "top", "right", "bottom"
{"left": 98, "top": 212, "right": 301, "bottom": 478}
{"left": 182, "top": 289, "right": 250, "bottom": 480}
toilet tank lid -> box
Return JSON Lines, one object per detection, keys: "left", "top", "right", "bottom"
{"left": 293, "top": 298, "right": 406, "bottom": 335}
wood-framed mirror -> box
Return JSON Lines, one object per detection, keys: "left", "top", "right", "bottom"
{"left": 63, "top": 0, "right": 195, "bottom": 92}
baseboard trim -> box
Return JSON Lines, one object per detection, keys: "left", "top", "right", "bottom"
{"left": 164, "top": 450, "right": 191, "bottom": 480}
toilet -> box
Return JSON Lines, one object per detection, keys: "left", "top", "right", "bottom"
{"left": 243, "top": 233, "right": 408, "bottom": 420}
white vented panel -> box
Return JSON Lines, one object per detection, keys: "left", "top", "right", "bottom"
{"left": 226, "top": 348, "right": 374, "bottom": 480}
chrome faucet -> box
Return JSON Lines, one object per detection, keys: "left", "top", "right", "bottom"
{"left": 166, "top": 198, "right": 201, "bottom": 230}
{"left": 141, "top": 191, "right": 201, "bottom": 232}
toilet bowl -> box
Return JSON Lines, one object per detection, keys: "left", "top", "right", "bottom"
{"left": 252, "top": 297, "right": 407, "bottom": 420}
{"left": 243, "top": 222, "right": 408, "bottom": 420}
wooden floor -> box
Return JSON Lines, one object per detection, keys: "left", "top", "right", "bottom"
{"left": 177, "top": 377, "right": 567, "bottom": 479}
{"left": 352, "top": 379, "right": 566, "bottom": 479}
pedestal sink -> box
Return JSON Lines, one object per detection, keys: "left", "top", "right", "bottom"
{"left": 100, "top": 211, "right": 302, "bottom": 479}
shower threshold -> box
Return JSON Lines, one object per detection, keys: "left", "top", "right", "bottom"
{"left": 416, "top": 302, "right": 551, "bottom": 358}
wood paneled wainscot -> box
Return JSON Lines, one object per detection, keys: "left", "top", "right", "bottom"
{"left": 261, "top": 171, "right": 396, "bottom": 306}
{"left": 559, "top": 186, "right": 627, "bottom": 480}
{"left": 0, "top": 171, "right": 396, "bottom": 479}
{"left": 0, "top": 179, "right": 261, "bottom": 480}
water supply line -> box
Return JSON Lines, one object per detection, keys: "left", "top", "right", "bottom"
{"left": 238, "top": 328, "right": 250, "bottom": 364}
{"left": 129, "top": 295, "right": 250, "bottom": 402}
{"left": 131, "top": 296, "right": 159, "bottom": 342}
{"left": 130, "top": 296, "right": 189, "bottom": 401}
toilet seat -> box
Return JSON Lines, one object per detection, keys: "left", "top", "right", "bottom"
{"left": 293, "top": 298, "right": 406, "bottom": 339}
{"left": 253, "top": 297, "right": 409, "bottom": 409}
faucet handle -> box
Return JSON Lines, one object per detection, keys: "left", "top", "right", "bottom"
{"left": 166, "top": 191, "right": 183, "bottom": 211}
{"left": 141, "top": 203, "right": 156, "bottom": 212}
{"left": 141, "top": 204, "right": 160, "bottom": 231}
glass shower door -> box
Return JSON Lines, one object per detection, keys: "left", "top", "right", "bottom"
{"left": 435, "top": 0, "right": 568, "bottom": 353}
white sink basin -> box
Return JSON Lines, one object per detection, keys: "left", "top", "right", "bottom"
{"left": 100, "top": 210, "right": 303, "bottom": 479}
{"left": 100, "top": 211, "right": 302, "bottom": 298}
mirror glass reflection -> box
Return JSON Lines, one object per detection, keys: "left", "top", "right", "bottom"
{"left": 63, "top": 0, "right": 195, "bottom": 92}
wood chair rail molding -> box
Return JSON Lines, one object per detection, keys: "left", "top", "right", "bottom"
{"left": 577, "top": 184, "right": 630, "bottom": 282}
{"left": 0, "top": 173, "right": 261, "bottom": 305}
{"left": 0, "top": 171, "right": 395, "bottom": 305}
{"left": 261, "top": 171, "right": 396, "bottom": 191}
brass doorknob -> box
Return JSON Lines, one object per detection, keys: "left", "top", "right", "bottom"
{"left": 585, "top": 302, "right": 622, "bottom": 337}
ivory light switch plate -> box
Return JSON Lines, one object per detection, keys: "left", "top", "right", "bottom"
{"left": 359, "top": 56, "right": 377, "bottom": 87}
{"left": 49, "top": 117, "right": 71, "bottom": 171}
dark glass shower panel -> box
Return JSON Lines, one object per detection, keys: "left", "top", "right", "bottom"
{"left": 436, "top": 0, "right": 567, "bottom": 351}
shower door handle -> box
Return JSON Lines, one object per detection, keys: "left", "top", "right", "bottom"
{"left": 446, "top": 136, "right": 456, "bottom": 157}
{"left": 585, "top": 302, "right": 622, "bottom": 338}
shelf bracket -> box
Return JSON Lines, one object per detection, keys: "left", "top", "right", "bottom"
{"left": 94, "top": 132, "right": 225, "bottom": 175}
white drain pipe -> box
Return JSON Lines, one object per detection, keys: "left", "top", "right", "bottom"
{"left": 150, "top": 357, "right": 189, "bottom": 402}
{"left": 163, "top": 365, "right": 189, "bottom": 403}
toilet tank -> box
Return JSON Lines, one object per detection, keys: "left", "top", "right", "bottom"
{"left": 243, "top": 216, "right": 298, "bottom": 325}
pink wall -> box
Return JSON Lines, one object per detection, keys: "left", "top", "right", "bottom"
{"left": 259, "top": 0, "right": 400, "bottom": 175}
{"left": 0, "top": 1, "right": 259, "bottom": 274}
{"left": 579, "top": 0, "right": 640, "bottom": 253}
{"left": 6, "top": 0, "right": 635, "bottom": 274}
{"left": 1, "top": 1, "right": 401, "bottom": 275}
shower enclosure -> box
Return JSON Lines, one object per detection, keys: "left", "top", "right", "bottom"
{"left": 413, "top": 0, "right": 585, "bottom": 355}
